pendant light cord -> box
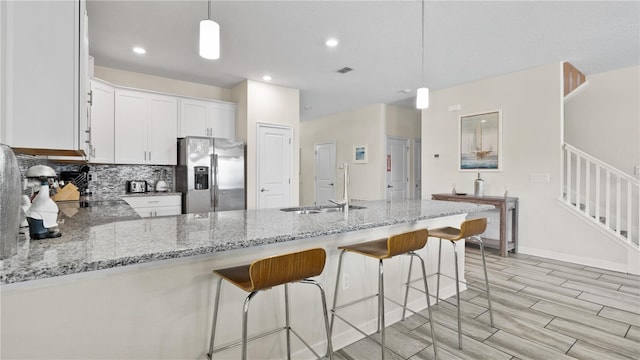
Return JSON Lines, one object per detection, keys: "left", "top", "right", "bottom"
{"left": 421, "top": 0, "right": 425, "bottom": 86}
{"left": 208, "top": 0, "right": 211, "bottom": 20}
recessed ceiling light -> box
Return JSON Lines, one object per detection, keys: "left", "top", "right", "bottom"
{"left": 262, "top": 75, "right": 272, "bottom": 81}
{"left": 325, "top": 38, "right": 339, "bottom": 47}
{"left": 133, "top": 47, "right": 146, "bottom": 55}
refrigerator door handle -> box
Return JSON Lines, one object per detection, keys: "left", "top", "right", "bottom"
{"left": 213, "top": 154, "right": 219, "bottom": 209}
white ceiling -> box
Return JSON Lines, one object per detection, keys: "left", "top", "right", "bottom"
{"left": 87, "top": 0, "right": 640, "bottom": 121}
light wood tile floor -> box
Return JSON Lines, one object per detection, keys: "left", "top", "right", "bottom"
{"left": 333, "top": 246, "right": 640, "bottom": 360}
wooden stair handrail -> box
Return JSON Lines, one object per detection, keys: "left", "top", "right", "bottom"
{"left": 563, "top": 62, "right": 586, "bottom": 96}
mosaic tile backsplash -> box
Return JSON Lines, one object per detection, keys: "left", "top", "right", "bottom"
{"left": 15, "top": 154, "right": 174, "bottom": 200}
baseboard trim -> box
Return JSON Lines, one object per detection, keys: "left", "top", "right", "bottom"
{"left": 518, "top": 246, "right": 628, "bottom": 273}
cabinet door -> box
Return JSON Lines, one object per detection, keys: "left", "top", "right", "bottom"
{"left": 4, "top": 0, "right": 80, "bottom": 150}
{"left": 89, "top": 80, "right": 114, "bottom": 163}
{"left": 210, "top": 103, "right": 236, "bottom": 139}
{"left": 114, "top": 89, "right": 147, "bottom": 164}
{"left": 148, "top": 94, "right": 178, "bottom": 165}
{"left": 78, "top": 2, "right": 90, "bottom": 155}
{"left": 179, "top": 99, "right": 209, "bottom": 137}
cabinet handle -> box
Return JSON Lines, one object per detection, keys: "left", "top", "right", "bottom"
{"left": 148, "top": 200, "right": 160, "bottom": 204}
{"left": 148, "top": 151, "right": 151, "bottom": 162}
{"left": 88, "top": 90, "right": 93, "bottom": 106}
{"left": 144, "top": 151, "right": 147, "bottom": 161}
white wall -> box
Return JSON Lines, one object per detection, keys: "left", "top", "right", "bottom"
{"left": 565, "top": 66, "right": 640, "bottom": 177}
{"left": 422, "top": 63, "right": 631, "bottom": 272}
{"left": 300, "top": 104, "right": 385, "bottom": 205}
{"left": 385, "top": 105, "right": 421, "bottom": 138}
{"left": 234, "top": 80, "right": 300, "bottom": 209}
{"left": 94, "top": 65, "right": 233, "bottom": 102}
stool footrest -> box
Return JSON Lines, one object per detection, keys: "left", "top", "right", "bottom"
{"left": 332, "top": 293, "right": 379, "bottom": 312}
{"left": 330, "top": 311, "right": 377, "bottom": 340}
{"left": 384, "top": 296, "right": 432, "bottom": 322}
{"left": 209, "top": 326, "right": 286, "bottom": 355}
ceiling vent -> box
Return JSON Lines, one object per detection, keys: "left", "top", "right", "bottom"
{"left": 337, "top": 67, "right": 354, "bottom": 74}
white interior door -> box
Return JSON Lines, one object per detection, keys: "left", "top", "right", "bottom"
{"left": 257, "top": 124, "right": 292, "bottom": 209}
{"left": 314, "top": 142, "right": 336, "bottom": 205}
{"left": 386, "top": 137, "right": 409, "bottom": 201}
{"left": 414, "top": 139, "right": 422, "bottom": 199}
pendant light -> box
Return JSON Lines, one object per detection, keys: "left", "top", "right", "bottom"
{"left": 416, "top": 0, "right": 429, "bottom": 109}
{"left": 199, "top": 0, "right": 220, "bottom": 60}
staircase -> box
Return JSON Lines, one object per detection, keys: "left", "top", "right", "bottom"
{"left": 561, "top": 143, "right": 639, "bottom": 249}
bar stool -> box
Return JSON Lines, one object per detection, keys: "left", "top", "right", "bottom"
{"left": 330, "top": 229, "right": 438, "bottom": 360}
{"left": 206, "top": 248, "right": 334, "bottom": 360}
{"left": 429, "top": 218, "right": 494, "bottom": 349}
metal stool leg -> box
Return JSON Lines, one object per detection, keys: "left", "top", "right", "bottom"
{"left": 301, "top": 279, "right": 334, "bottom": 360}
{"left": 451, "top": 241, "right": 462, "bottom": 349}
{"left": 415, "top": 253, "right": 438, "bottom": 360}
{"left": 330, "top": 250, "right": 347, "bottom": 339}
{"left": 473, "top": 236, "right": 494, "bottom": 327}
{"left": 378, "top": 259, "right": 385, "bottom": 360}
{"left": 401, "top": 255, "right": 415, "bottom": 320}
{"left": 242, "top": 291, "right": 258, "bottom": 360}
{"left": 436, "top": 239, "right": 443, "bottom": 304}
{"left": 284, "top": 283, "right": 292, "bottom": 360}
{"left": 207, "top": 277, "right": 224, "bottom": 360}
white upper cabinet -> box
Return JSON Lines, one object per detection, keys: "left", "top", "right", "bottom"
{"left": 179, "top": 99, "right": 236, "bottom": 139}
{"left": 114, "top": 89, "right": 177, "bottom": 165}
{"left": 88, "top": 79, "right": 114, "bottom": 163}
{"left": 178, "top": 99, "right": 209, "bottom": 137}
{"left": 2, "top": 0, "right": 89, "bottom": 153}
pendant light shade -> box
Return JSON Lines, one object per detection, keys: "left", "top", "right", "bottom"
{"left": 416, "top": 0, "right": 429, "bottom": 109}
{"left": 199, "top": 19, "right": 220, "bottom": 60}
{"left": 416, "top": 87, "right": 429, "bottom": 109}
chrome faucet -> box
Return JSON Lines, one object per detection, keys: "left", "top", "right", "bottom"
{"left": 329, "top": 162, "right": 349, "bottom": 217}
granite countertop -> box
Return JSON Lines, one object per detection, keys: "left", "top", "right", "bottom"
{"left": 0, "top": 199, "right": 493, "bottom": 285}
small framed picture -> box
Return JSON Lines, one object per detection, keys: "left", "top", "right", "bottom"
{"left": 353, "top": 145, "right": 368, "bottom": 163}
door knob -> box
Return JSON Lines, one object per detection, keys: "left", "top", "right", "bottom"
{"left": 329, "top": 183, "right": 334, "bottom": 186}
{"left": 387, "top": 185, "right": 394, "bottom": 188}
{"left": 260, "top": 188, "right": 269, "bottom": 192}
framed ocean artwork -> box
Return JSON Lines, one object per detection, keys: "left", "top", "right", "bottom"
{"left": 459, "top": 110, "right": 502, "bottom": 171}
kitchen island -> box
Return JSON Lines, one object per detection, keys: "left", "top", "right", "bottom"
{"left": 1, "top": 199, "right": 492, "bottom": 359}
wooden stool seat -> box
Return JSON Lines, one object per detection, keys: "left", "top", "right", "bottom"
{"left": 207, "top": 248, "right": 333, "bottom": 360}
{"left": 331, "top": 229, "right": 438, "bottom": 360}
{"left": 338, "top": 230, "right": 430, "bottom": 260}
{"left": 215, "top": 248, "right": 326, "bottom": 292}
{"left": 429, "top": 218, "right": 488, "bottom": 241}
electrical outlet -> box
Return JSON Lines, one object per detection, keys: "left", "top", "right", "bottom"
{"left": 635, "top": 165, "right": 640, "bottom": 175}
{"left": 88, "top": 172, "right": 97, "bottom": 181}
{"left": 342, "top": 273, "right": 350, "bottom": 290}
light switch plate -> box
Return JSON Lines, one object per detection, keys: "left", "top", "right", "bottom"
{"left": 530, "top": 173, "right": 551, "bottom": 183}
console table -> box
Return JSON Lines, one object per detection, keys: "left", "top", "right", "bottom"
{"left": 431, "top": 194, "right": 519, "bottom": 257}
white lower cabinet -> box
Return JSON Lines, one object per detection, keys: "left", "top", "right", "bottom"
{"left": 122, "top": 195, "right": 181, "bottom": 218}
{"left": 115, "top": 89, "right": 178, "bottom": 165}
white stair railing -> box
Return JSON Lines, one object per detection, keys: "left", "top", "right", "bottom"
{"left": 561, "top": 143, "right": 639, "bottom": 248}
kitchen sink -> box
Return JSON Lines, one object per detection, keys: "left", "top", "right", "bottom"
{"left": 280, "top": 205, "right": 366, "bottom": 214}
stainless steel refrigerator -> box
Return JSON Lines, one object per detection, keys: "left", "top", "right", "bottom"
{"left": 176, "top": 137, "right": 245, "bottom": 213}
